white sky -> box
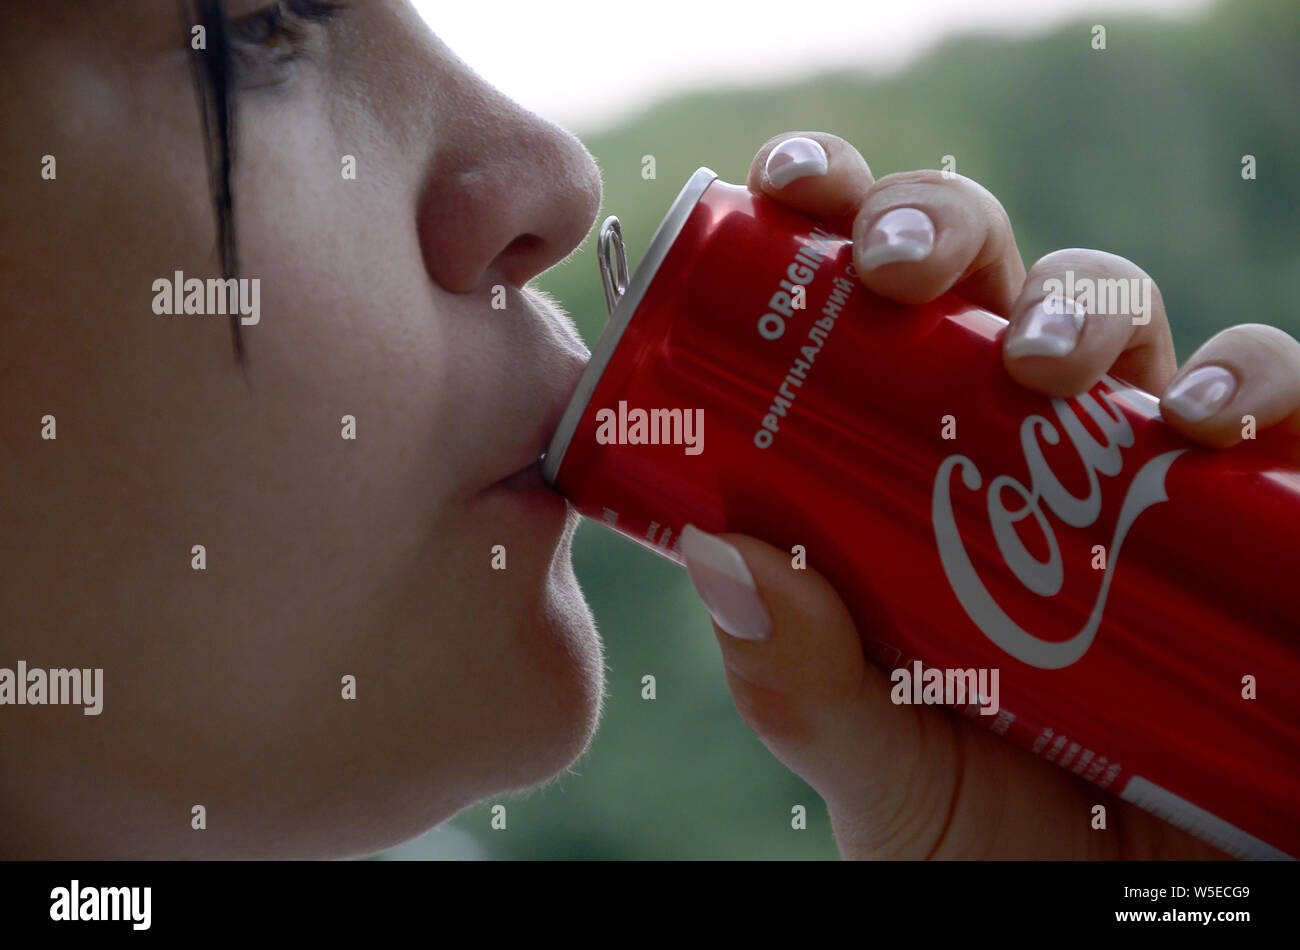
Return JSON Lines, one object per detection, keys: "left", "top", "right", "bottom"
{"left": 413, "top": 0, "right": 1214, "bottom": 134}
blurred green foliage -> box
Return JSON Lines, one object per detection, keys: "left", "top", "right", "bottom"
{"left": 382, "top": 0, "right": 1299, "bottom": 859}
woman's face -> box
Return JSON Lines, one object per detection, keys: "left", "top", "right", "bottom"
{"left": 0, "top": 1, "right": 606, "bottom": 857}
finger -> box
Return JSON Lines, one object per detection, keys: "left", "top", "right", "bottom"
{"left": 747, "top": 132, "right": 875, "bottom": 236}
{"left": 676, "top": 524, "right": 927, "bottom": 817}
{"left": 849, "top": 170, "right": 1026, "bottom": 314}
{"left": 1159, "top": 323, "right": 1300, "bottom": 456}
{"left": 1002, "top": 249, "right": 1177, "bottom": 398}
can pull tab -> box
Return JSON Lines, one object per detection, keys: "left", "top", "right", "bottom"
{"left": 598, "top": 216, "right": 630, "bottom": 319}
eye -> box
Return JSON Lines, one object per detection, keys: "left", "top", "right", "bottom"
{"left": 229, "top": 0, "right": 345, "bottom": 84}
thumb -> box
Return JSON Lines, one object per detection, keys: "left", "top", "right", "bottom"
{"left": 677, "top": 524, "right": 924, "bottom": 821}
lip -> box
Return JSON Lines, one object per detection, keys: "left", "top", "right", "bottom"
{"left": 499, "top": 458, "right": 552, "bottom": 491}
{"left": 486, "top": 289, "right": 589, "bottom": 492}
{"left": 478, "top": 455, "right": 571, "bottom": 525}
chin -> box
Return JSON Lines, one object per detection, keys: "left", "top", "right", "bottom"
{"left": 298, "top": 556, "right": 603, "bottom": 862}
{"left": 496, "top": 523, "right": 606, "bottom": 795}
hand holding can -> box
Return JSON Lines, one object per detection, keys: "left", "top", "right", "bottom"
{"left": 544, "top": 132, "right": 1300, "bottom": 859}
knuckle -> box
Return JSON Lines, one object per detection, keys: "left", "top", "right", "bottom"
{"left": 874, "top": 168, "right": 947, "bottom": 188}
{"left": 1212, "top": 322, "right": 1300, "bottom": 352}
{"left": 1022, "top": 250, "right": 1166, "bottom": 325}
{"left": 1239, "top": 321, "right": 1293, "bottom": 338}
{"left": 955, "top": 174, "right": 1010, "bottom": 219}
{"left": 1088, "top": 248, "right": 1146, "bottom": 276}
{"left": 1029, "top": 247, "right": 1139, "bottom": 277}
{"left": 863, "top": 170, "right": 955, "bottom": 211}
{"left": 870, "top": 170, "right": 1004, "bottom": 212}
{"left": 1026, "top": 248, "right": 1079, "bottom": 275}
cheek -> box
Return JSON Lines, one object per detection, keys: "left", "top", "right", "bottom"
{"left": 224, "top": 173, "right": 605, "bottom": 799}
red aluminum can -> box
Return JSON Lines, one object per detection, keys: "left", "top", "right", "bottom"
{"left": 542, "top": 167, "right": 1300, "bottom": 859}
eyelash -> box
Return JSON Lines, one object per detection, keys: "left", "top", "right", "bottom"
{"left": 230, "top": 0, "right": 345, "bottom": 64}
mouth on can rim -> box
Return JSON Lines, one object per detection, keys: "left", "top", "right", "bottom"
{"left": 541, "top": 166, "right": 720, "bottom": 488}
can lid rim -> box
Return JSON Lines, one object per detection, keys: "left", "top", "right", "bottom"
{"left": 541, "top": 166, "right": 720, "bottom": 486}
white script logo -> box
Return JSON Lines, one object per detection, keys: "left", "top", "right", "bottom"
{"left": 932, "top": 376, "right": 1184, "bottom": 669}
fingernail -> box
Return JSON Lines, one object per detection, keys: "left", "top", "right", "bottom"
{"left": 1162, "top": 364, "right": 1236, "bottom": 423}
{"left": 858, "top": 207, "right": 935, "bottom": 271}
{"left": 764, "top": 137, "right": 828, "bottom": 189}
{"left": 679, "top": 525, "right": 772, "bottom": 642}
{"left": 1004, "top": 296, "right": 1086, "bottom": 359}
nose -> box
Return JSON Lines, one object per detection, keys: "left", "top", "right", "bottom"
{"left": 414, "top": 63, "right": 603, "bottom": 295}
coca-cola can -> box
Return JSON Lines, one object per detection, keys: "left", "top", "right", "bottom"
{"left": 541, "top": 167, "right": 1300, "bottom": 859}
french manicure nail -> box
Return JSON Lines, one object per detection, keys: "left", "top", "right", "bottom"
{"left": 857, "top": 207, "right": 935, "bottom": 271}
{"left": 679, "top": 525, "right": 772, "bottom": 642}
{"left": 764, "top": 137, "right": 829, "bottom": 189}
{"left": 1162, "top": 364, "right": 1236, "bottom": 423}
{"left": 1004, "top": 296, "right": 1086, "bottom": 359}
